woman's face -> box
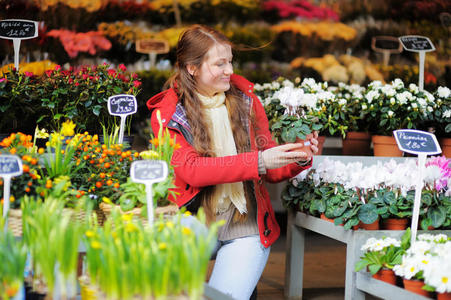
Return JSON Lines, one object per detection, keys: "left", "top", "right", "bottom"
{"left": 190, "top": 43, "right": 233, "bottom": 97}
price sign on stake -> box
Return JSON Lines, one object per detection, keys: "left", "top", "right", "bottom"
{"left": 394, "top": 129, "right": 442, "bottom": 245}
{"left": 399, "top": 35, "right": 435, "bottom": 91}
{"left": 107, "top": 94, "right": 137, "bottom": 144}
{"left": 0, "top": 19, "right": 38, "bottom": 71}
{"left": 130, "top": 160, "right": 168, "bottom": 225}
{"left": 0, "top": 155, "right": 23, "bottom": 232}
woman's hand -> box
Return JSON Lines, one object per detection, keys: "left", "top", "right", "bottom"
{"left": 309, "top": 131, "right": 319, "bottom": 155}
{"left": 262, "top": 143, "right": 312, "bottom": 169}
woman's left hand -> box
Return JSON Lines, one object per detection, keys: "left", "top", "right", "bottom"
{"left": 309, "top": 131, "right": 319, "bottom": 155}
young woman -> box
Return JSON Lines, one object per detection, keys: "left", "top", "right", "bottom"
{"left": 147, "top": 24, "right": 318, "bottom": 300}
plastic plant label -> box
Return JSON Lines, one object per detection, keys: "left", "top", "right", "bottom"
{"left": 0, "top": 19, "right": 38, "bottom": 40}
{"left": 107, "top": 94, "right": 137, "bottom": 116}
{"left": 394, "top": 129, "right": 441, "bottom": 156}
{"left": 0, "top": 155, "right": 23, "bottom": 177}
{"left": 399, "top": 35, "right": 435, "bottom": 52}
{"left": 131, "top": 160, "right": 168, "bottom": 184}
{"left": 136, "top": 39, "right": 169, "bottom": 54}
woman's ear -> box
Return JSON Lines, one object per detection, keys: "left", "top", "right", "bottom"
{"left": 186, "top": 64, "right": 196, "bottom": 76}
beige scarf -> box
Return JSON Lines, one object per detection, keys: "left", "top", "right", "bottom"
{"left": 197, "top": 92, "right": 247, "bottom": 215}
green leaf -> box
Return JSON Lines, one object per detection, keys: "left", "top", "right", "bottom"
{"left": 368, "top": 264, "right": 382, "bottom": 275}
{"left": 427, "top": 206, "right": 446, "bottom": 228}
{"left": 358, "top": 203, "right": 378, "bottom": 224}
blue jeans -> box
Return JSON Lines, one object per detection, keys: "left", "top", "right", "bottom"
{"left": 180, "top": 215, "right": 270, "bottom": 300}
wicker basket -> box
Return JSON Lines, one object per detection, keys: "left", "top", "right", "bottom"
{"left": 61, "top": 208, "right": 105, "bottom": 227}
{"left": 99, "top": 202, "right": 179, "bottom": 226}
{"left": 7, "top": 208, "right": 23, "bottom": 237}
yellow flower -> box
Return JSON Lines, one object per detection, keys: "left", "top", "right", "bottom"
{"left": 183, "top": 211, "right": 192, "bottom": 217}
{"left": 91, "top": 240, "right": 101, "bottom": 249}
{"left": 165, "top": 221, "right": 174, "bottom": 229}
{"left": 85, "top": 230, "right": 95, "bottom": 238}
{"left": 158, "top": 242, "right": 167, "bottom": 250}
{"left": 54, "top": 175, "right": 71, "bottom": 191}
{"left": 121, "top": 213, "right": 133, "bottom": 222}
{"left": 182, "top": 227, "right": 192, "bottom": 236}
{"left": 139, "top": 150, "right": 159, "bottom": 160}
{"left": 125, "top": 222, "right": 138, "bottom": 233}
{"left": 102, "top": 197, "right": 112, "bottom": 204}
{"left": 61, "top": 119, "right": 76, "bottom": 136}
{"left": 35, "top": 126, "right": 49, "bottom": 139}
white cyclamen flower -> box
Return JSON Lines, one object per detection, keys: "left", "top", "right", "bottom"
{"left": 437, "top": 86, "right": 451, "bottom": 99}
{"left": 392, "top": 78, "right": 404, "bottom": 89}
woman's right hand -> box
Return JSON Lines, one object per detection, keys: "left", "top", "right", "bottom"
{"left": 262, "top": 143, "right": 311, "bottom": 169}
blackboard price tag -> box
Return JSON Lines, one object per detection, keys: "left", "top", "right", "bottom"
{"left": 399, "top": 35, "right": 435, "bottom": 52}
{"left": 131, "top": 160, "right": 168, "bottom": 184}
{"left": 394, "top": 129, "right": 441, "bottom": 156}
{"left": 0, "top": 19, "right": 38, "bottom": 40}
{"left": 107, "top": 94, "right": 137, "bottom": 116}
{"left": 0, "top": 155, "right": 23, "bottom": 177}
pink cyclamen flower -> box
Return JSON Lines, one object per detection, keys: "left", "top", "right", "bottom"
{"left": 426, "top": 156, "right": 451, "bottom": 191}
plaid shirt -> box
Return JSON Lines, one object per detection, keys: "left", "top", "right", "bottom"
{"left": 170, "top": 92, "right": 252, "bottom": 144}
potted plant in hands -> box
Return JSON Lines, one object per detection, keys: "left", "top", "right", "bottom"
{"left": 355, "top": 233, "right": 407, "bottom": 285}
{"left": 269, "top": 82, "right": 323, "bottom": 155}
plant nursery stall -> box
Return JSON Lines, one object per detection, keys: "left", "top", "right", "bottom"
{"left": 0, "top": 0, "right": 450, "bottom": 299}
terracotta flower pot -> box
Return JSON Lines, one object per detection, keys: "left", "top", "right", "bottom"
{"left": 317, "top": 136, "right": 326, "bottom": 155}
{"left": 342, "top": 131, "right": 372, "bottom": 156}
{"left": 372, "top": 135, "right": 403, "bottom": 157}
{"left": 403, "top": 279, "right": 432, "bottom": 298}
{"left": 372, "top": 269, "right": 397, "bottom": 285}
{"left": 294, "top": 134, "right": 314, "bottom": 157}
{"left": 381, "top": 218, "right": 409, "bottom": 230}
{"left": 438, "top": 292, "right": 451, "bottom": 300}
{"left": 354, "top": 218, "right": 380, "bottom": 230}
{"left": 293, "top": 135, "right": 325, "bottom": 156}
{"left": 320, "top": 213, "right": 343, "bottom": 226}
{"left": 440, "top": 137, "right": 451, "bottom": 158}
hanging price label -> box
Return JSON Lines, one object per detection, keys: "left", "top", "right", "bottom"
{"left": 0, "top": 19, "right": 38, "bottom": 40}
{"left": 107, "top": 94, "right": 137, "bottom": 145}
{"left": 131, "top": 160, "right": 168, "bottom": 225}
{"left": 0, "top": 19, "right": 39, "bottom": 71}
{"left": 0, "top": 155, "right": 23, "bottom": 177}
{"left": 393, "top": 129, "right": 441, "bottom": 156}
{"left": 0, "top": 155, "right": 23, "bottom": 232}
{"left": 107, "top": 94, "right": 137, "bottom": 116}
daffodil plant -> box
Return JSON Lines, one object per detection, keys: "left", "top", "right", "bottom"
{"left": 0, "top": 218, "right": 27, "bottom": 300}
{"left": 83, "top": 209, "right": 222, "bottom": 299}
{"left": 21, "top": 194, "right": 85, "bottom": 299}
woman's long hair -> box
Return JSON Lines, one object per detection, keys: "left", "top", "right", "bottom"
{"left": 165, "top": 24, "right": 254, "bottom": 223}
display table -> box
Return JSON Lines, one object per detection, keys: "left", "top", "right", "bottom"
{"left": 284, "top": 211, "right": 451, "bottom": 300}
{"left": 283, "top": 155, "right": 448, "bottom": 300}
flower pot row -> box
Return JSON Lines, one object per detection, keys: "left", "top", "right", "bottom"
{"left": 342, "top": 132, "right": 451, "bottom": 158}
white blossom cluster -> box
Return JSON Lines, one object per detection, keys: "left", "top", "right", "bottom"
{"left": 393, "top": 235, "right": 451, "bottom": 293}
{"left": 360, "top": 237, "right": 401, "bottom": 252}
{"left": 296, "top": 157, "right": 450, "bottom": 198}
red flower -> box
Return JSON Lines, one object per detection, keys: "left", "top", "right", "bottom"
{"left": 108, "top": 69, "right": 116, "bottom": 76}
{"left": 54, "top": 65, "right": 61, "bottom": 71}
{"left": 45, "top": 70, "right": 53, "bottom": 77}
{"left": 75, "top": 82, "right": 79, "bottom": 86}
{"left": 132, "top": 73, "right": 138, "bottom": 79}
{"left": 133, "top": 80, "right": 142, "bottom": 88}
{"left": 24, "top": 72, "right": 34, "bottom": 77}
{"left": 118, "top": 64, "right": 127, "bottom": 72}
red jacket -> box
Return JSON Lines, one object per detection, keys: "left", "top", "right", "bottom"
{"left": 146, "top": 74, "right": 312, "bottom": 247}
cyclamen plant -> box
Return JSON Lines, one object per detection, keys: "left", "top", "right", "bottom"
{"left": 362, "top": 79, "right": 435, "bottom": 136}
